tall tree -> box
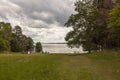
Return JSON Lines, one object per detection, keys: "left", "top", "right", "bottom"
{"left": 12, "top": 25, "right": 34, "bottom": 52}
{"left": 65, "top": 0, "right": 99, "bottom": 53}
{"left": 108, "top": 3, "right": 120, "bottom": 29}
{"left": 0, "top": 22, "right": 12, "bottom": 41}
{"left": 107, "top": 2, "right": 120, "bottom": 48}
{"left": 35, "top": 42, "right": 42, "bottom": 53}
{"left": 0, "top": 38, "right": 10, "bottom": 52}
{"left": 0, "top": 22, "right": 12, "bottom": 52}
{"left": 65, "top": 0, "right": 118, "bottom": 52}
{"left": 10, "top": 34, "right": 21, "bottom": 52}
{"left": 12, "top": 25, "right": 24, "bottom": 52}
{"left": 26, "top": 37, "right": 34, "bottom": 52}
{"left": 0, "top": 21, "right": 35, "bottom": 53}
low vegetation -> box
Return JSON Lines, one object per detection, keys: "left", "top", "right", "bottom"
{"left": 0, "top": 51, "right": 120, "bottom": 80}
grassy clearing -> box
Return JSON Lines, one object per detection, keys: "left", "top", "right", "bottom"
{"left": 0, "top": 51, "right": 120, "bottom": 80}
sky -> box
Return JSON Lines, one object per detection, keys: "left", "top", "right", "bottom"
{"left": 0, "top": 0, "right": 75, "bottom": 43}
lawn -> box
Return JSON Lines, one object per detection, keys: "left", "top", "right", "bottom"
{"left": 0, "top": 51, "right": 120, "bottom": 80}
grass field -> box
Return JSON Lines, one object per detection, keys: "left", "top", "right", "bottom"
{"left": 0, "top": 51, "right": 120, "bottom": 80}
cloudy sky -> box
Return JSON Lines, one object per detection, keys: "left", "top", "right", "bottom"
{"left": 0, "top": 0, "right": 75, "bottom": 43}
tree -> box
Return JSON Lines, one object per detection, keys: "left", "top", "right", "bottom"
{"left": 65, "top": 0, "right": 119, "bottom": 52}
{"left": 13, "top": 25, "right": 22, "bottom": 37}
{"left": 10, "top": 34, "right": 21, "bottom": 52}
{"left": 0, "top": 38, "right": 10, "bottom": 52}
{"left": 35, "top": 42, "right": 42, "bottom": 53}
{"left": 65, "top": 0, "right": 99, "bottom": 53}
{"left": 0, "top": 22, "right": 12, "bottom": 52}
{"left": 12, "top": 25, "right": 34, "bottom": 53}
{"left": 12, "top": 25, "right": 23, "bottom": 52}
{"left": 0, "top": 21, "right": 35, "bottom": 53}
{"left": 108, "top": 3, "right": 120, "bottom": 30}
{"left": 0, "top": 22, "right": 12, "bottom": 41}
{"left": 26, "top": 37, "right": 34, "bottom": 52}
{"left": 107, "top": 2, "right": 120, "bottom": 48}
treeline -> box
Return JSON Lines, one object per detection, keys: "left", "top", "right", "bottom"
{"left": 0, "top": 21, "right": 42, "bottom": 53}
{"left": 65, "top": 0, "right": 120, "bottom": 53}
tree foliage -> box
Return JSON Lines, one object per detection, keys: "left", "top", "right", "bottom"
{"left": 0, "top": 22, "right": 12, "bottom": 52}
{"left": 65, "top": 0, "right": 120, "bottom": 53}
{"left": 108, "top": 3, "right": 120, "bottom": 29}
{"left": 0, "top": 38, "right": 10, "bottom": 52}
{"left": 10, "top": 35, "right": 20, "bottom": 52}
{"left": 107, "top": 2, "right": 120, "bottom": 48}
{"left": 0, "top": 21, "right": 35, "bottom": 53}
{"left": 26, "top": 37, "right": 34, "bottom": 52}
{"left": 65, "top": 0, "right": 99, "bottom": 53}
{"left": 35, "top": 42, "right": 42, "bottom": 53}
{"left": 11, "top": 26, "right": 34, "bottom": 53}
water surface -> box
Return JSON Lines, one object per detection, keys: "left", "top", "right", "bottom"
{"left": 42, "top": 44, "right": 84, "bottom": 53}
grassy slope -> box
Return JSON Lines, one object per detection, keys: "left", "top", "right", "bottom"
{"left": 0, "top": 51, "right": 120, "bottom": 80}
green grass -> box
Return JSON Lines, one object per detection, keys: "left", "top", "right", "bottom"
{"left": 0, "top": 51, "right": 120, "bottom": 80}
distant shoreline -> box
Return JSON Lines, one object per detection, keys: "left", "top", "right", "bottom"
{"left": 42, "top": 43, "right": 66, "bottom": 44}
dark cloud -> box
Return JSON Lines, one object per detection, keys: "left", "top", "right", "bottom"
{"left": 0, "top": 0, "right": 75, "bottom": 42}
{"left": 10, "top": 0, "right": 75, "bottom": 25}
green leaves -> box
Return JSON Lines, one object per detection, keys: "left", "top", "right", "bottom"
{"left": 108, "top": 3, "right": 120, "bottom": 29}
{"left": 65, "top": 0, "right": 120, "bottom": 51}
{"left": 0, "top": 22, "right": 12, "bottom": 52}
{"left": 0, "top": 38, "right": 10, "bottom": 52}
{"left": 107, "top": 2, "right": 120, "bottom": 48}
{"left": 0, "top": 21, "right": 35, "bottom": 53}
{"left": 35, "top": 42, "right": 43, "bottom": 53}
{"left": 65, "top": 0, "right": 99, "bottom": 52}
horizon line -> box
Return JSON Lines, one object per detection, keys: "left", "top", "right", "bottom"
{"left": 41, "top": 42, "right": 67, "bottom": 44}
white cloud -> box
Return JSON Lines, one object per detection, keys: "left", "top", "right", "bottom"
{"left": 0, "top": 0, "right": 76, "bottom": 43}
{"left": 22, "top": 21, "right": 72, "bottom": 43}
{"left": 29, "top": 27, "right": 72, "bottom": 43}
{"left": 32, "top": 11, "right": 54, "bottom": 19}
{"left": 0, "top": 0, "right": 22, "bottom": 17}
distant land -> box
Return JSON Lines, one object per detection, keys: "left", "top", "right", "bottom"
{"left": 42, "top": 42, "right": 66, "bottom": 44}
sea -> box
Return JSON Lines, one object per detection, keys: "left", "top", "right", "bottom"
{"left": 42, "top": 43, "right": 85, "bottom": 53}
